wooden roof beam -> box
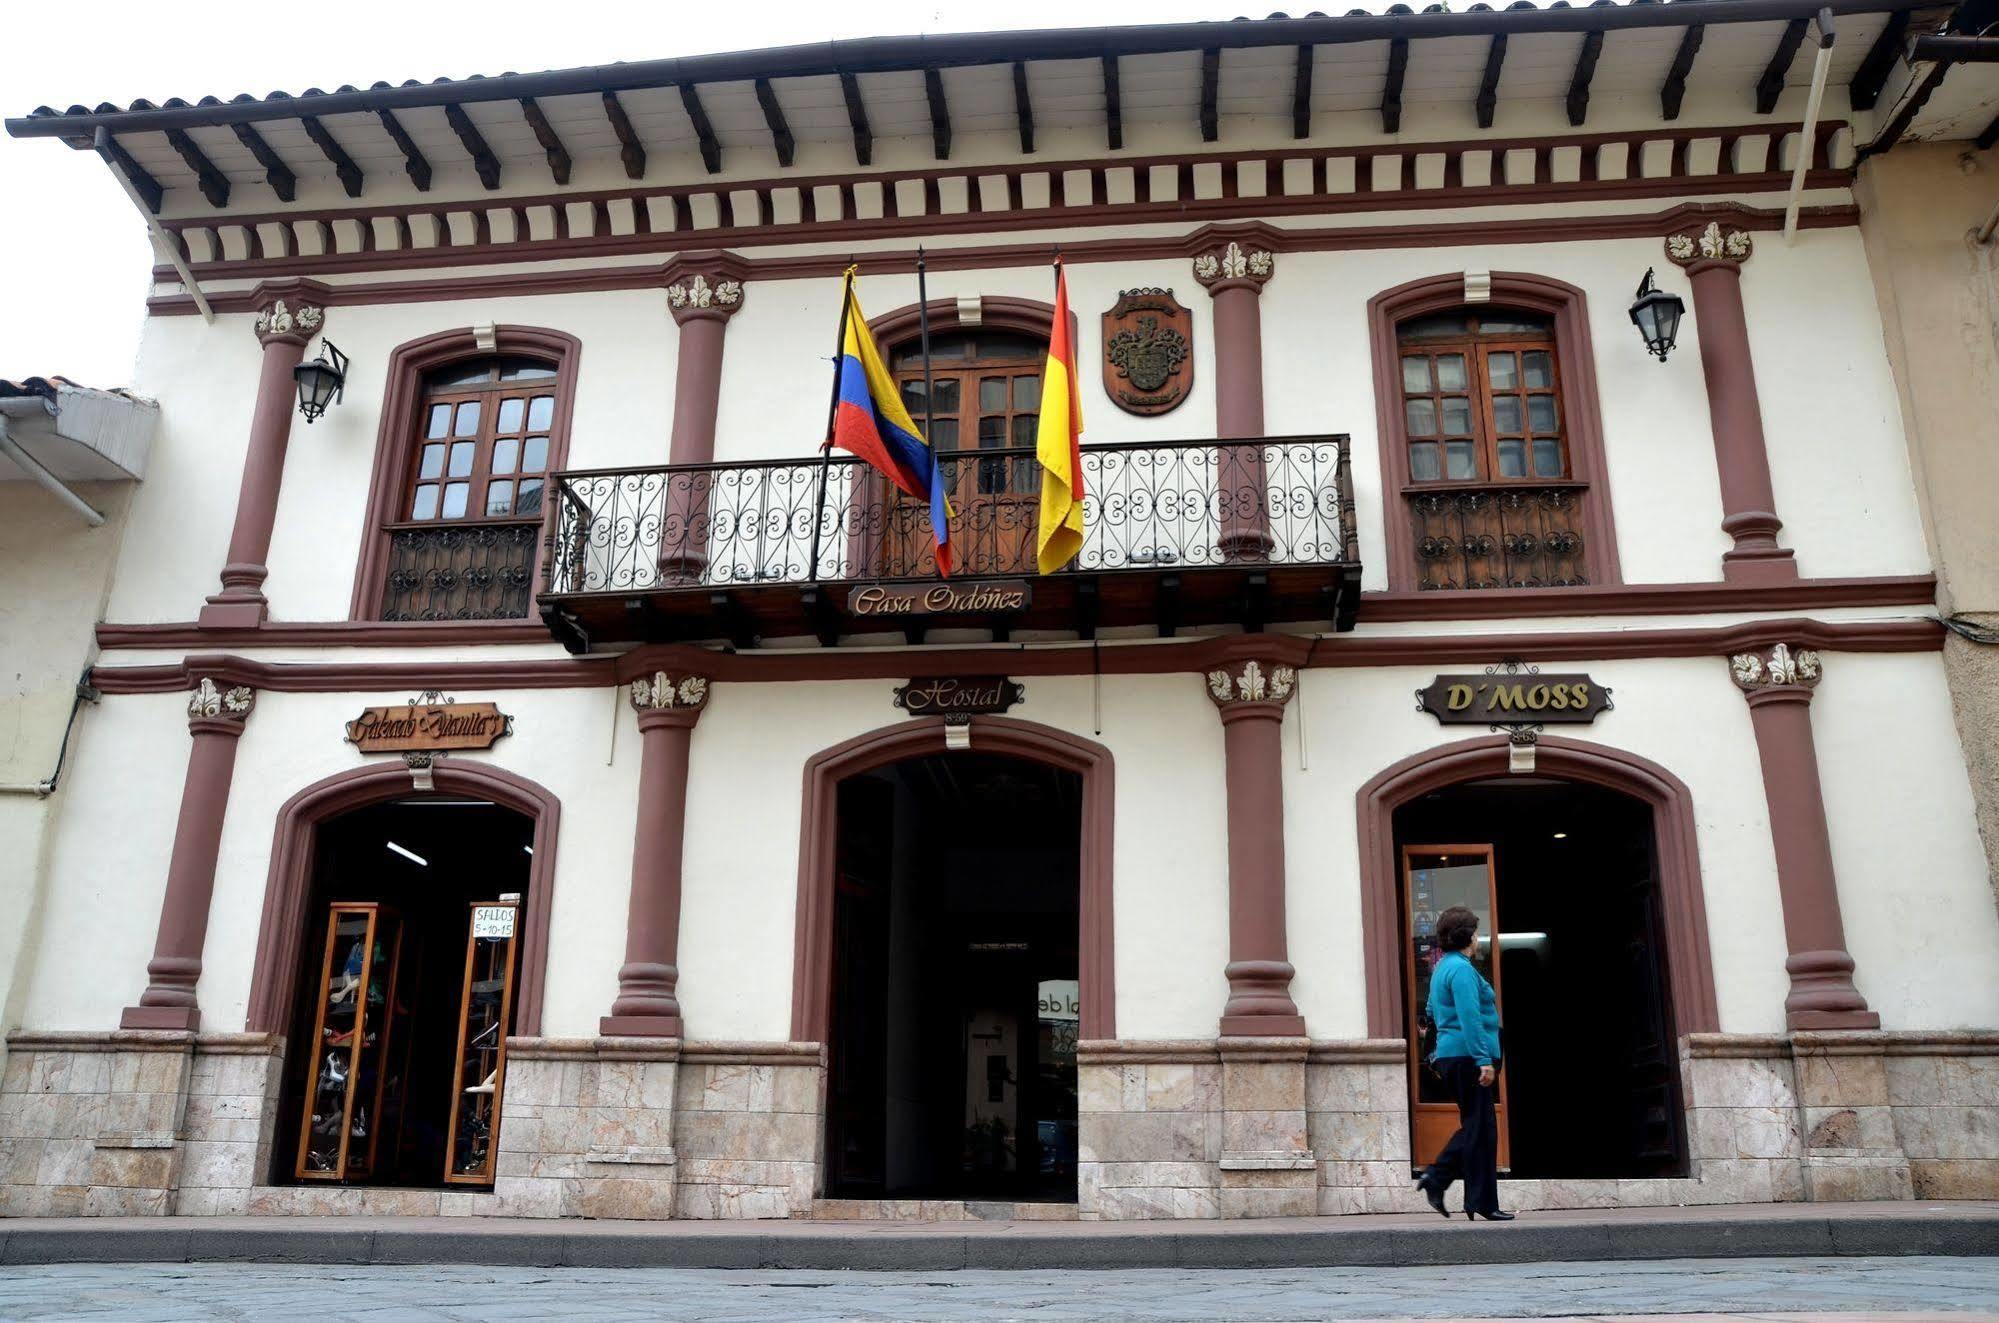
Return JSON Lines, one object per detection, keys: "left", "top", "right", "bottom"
{"left": 1566, "top": 30, "right": 1604, "bottom": 126}
{"left": 1200, "top": 47, "right": 1221, "bottom": 142}
{"left": 444, "top": 104, "right": 502, "bottom": 189}
{"left": 754, "top": 77, "right": 796, "bottom": 167}
{"left": 1013, "top": 61, "right": 1035, "bottom": 154}
{"left": 300, "top": 116, "right": 363, "bottom": 197}
{"left": 677, "top": 83, "right": 722, "bottom": 174}
{"left": 1103, "top": 55, "right": 1123, "bottom": 151}
{"left": 374, "top": 109, "right": 432, "bottom": 190}
{"left": 1757, "top": 17, "right": 1812, "bottom": 114}
{"left": 227, "top": 121, "right": 295, "bottom": 202}
{"left": 1381, "top": 37, "right": 1408, "bottom": 133}
{"left": 924, "top": 67, "right": 951, "bottom": 159}
{"left": 95, "top": 133, "right": 162, "bottom": 212}
{"left": 840, "top": 72, "right": 873, "bottom": 167}
{"left": 1293, "top": 44, "right": 1313, "bottom": 139}
{"left": 1662, "top": 24, "right": 1705, "bottom": 120}
{"left": 602, "top": 92, "right": 646, "bottom": 179}
{"left": 1847, "top": 9, "right": 1907, "bottom": 110}
{"left": 519, "top": 98, "right": 571, "bottom": 185}
{"left": 163, "top": 128, "right": 229, "bottom": 207}
{"left": 1476, "top": 33, "right": 1508, "bottom": 128}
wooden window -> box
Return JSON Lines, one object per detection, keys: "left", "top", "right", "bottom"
{"left": 403, "top": 357, "right": 559, "bottom": 527}
{"left": 1395, "top": 311, "right": 1567, "bottom": 486}
{"left": 891, "top": 331, "right": 1044, "bottom": 496}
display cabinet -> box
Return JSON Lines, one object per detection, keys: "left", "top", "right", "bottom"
{"left": 295, "top": 902, "right": 406, "bottom": 1181}
{"left": 443, "top": 894, "right": 520, "bottom": 1185}
{"left": 1402, "top": 844, "right": 1511, "bottom": 1171}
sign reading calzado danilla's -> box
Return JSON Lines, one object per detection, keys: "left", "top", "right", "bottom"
{"left": 1416, "top": 673, "right": 1613, "bottom": 725}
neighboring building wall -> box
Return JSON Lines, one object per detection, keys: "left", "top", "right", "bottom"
{"left": 1857, "top": 142, "right": 1999, "bottom": 907}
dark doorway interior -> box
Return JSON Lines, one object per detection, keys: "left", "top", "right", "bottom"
{"left": 825, "top": 753, "right": 1082, "bottom": 1203}
{"left": 273, "top": 797, "right": 532, "bottom": 1188}
{"left": 1396, "top": 778, "right": 1686, "bottom": 1181}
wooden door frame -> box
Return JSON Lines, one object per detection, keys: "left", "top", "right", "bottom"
{"left": 1399, "top": 843, "right": 1511, "bottom": 1171}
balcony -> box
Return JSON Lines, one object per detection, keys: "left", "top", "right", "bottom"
{"left": 535, "top": 435, "right": 1361, "bottom": 652}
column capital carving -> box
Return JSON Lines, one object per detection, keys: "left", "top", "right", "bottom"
{"left": 187, "top": 676, "right": 255, "bottom": 731}
{"left": 1205, "top": 658, "right": 1297, "bottom": 716}
{"left": 252, "top": 297, "right": 325, "bottom": 347}
{"left": 1729, "top": 642, "right": 1822, "bottom": 700}
{"left": 661, "top": 250, "right": 749, "bottom": 326}
{"left": 1667, "top": 220, "right": 1753, "bottom": 273}
{"left": 1193, "top": 240, "right": 1275, "bottom": 296}
{"left": 629, "top": 671, "right": 710, "bottom": 725}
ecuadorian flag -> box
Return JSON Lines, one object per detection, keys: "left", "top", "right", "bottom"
{"left": 830, "top": 274, "right": 954, "bottom": 576}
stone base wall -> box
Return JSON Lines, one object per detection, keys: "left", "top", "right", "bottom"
{"left": 2, "top": 1030, "right": 1992, "bottom": 1219}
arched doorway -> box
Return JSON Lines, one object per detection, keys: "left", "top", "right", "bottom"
{"left": 1357, "top": 736, "right": 1719, "bottom": 1182}
{"left": 245, "top": 762, "right": 559, "bottom": 1190}
{"left": 792, "top": 718, "right": 1114, "bottom": 1205}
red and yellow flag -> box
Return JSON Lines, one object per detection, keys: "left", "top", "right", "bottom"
{"left": 1035, "top": 260, "right": 1085, "bottom": 574}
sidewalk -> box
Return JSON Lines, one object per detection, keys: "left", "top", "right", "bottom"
{"left": 1, "top": 1200, "right": 1994, "bottom": 1271}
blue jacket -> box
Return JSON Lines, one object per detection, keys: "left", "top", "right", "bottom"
{"left": 1427, "top": 951, "right": 1501, "bottom": 1066}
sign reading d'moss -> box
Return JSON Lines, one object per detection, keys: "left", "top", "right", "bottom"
{"left": 1415, "top": 673, "right": 1613, "bottom": 725}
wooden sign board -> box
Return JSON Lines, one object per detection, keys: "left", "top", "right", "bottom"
{"left": 848, "top": 580, "right": 1031, "bottom": 618}
{"left": 346, "top": 700, "right": 512, "bottom": 753}
{"left": 894, "top": 676, "right": 1025, "bottom": 718}
{"left": 1415, "top": 673, "right": 1612, "bottom": 725}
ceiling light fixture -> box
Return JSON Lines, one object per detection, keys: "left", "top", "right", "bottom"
{"left": 385, "top": 840, "right": 429, "bottom": 867}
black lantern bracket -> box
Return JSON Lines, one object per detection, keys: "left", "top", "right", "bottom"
{"left": 1628, "top": 267, "right": 1685, "bottom": 364}
{"left": 293, "top": 340, "right": 349, "bottom": 423}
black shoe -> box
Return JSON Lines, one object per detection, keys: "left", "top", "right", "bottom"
{"left": 1415, "top": 1178, "right": 1448, "bottom": 1218}
{"left": 1469, "top": 1209, "right": 1516, "bottom": 1221}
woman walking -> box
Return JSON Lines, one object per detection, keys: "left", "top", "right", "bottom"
{"left": 1415, "top": 905, "right": 1514, "bottom": 1221}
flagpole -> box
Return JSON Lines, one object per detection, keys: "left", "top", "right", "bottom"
{"left": 807, "top": 265, "right": 858, "bottom": 583}
{"left": 916, "top": 246, "right": 938, "bottom": 574}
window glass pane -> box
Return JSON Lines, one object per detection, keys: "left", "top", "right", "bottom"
{"left": 1527, "top": 394, "right": 1558, "bottom": 432}
{"left": 418, "top": 444, "right": 445, "bottom": 479}
{"left": 442, "top": 482, "right": 470, "bottom": 519}
{"left": 1533, "top": 438, "right": 1564, "bottom": 477}
{"left": 521, "top": 437, "right": 549, "bottom": 473}
{"left": 933, "top": 378, "right": 960, "bottom": 413}
{"left": 1409, "top": 442, "right": 1441, "bottom": 481}
{"left": 485, "top": 480, "right": 515, "bottom": 517}
{"left": 1497, "top": 438, "right": 1526, "bottom": 478}
{"left": 1445, "top": 440, "right": 1477, "bottom": 480}
{"left": 497, "top": 397, "right": 526, "bottom": 433}
{"left": 1441, "top": 397, "right": 1473, "bottom": 436}
{"left": 452, "top": 400, "right": 480, "bottom": 437}
{"left": 901, "top": 381, "right": 929, "bottom": 417}
{"left": 1476, "top": 312, "right": 1551, "bottom": 335}
{"left": 1399, "top": 313, "right": 1472, "bottom": 339}
{"left": 1486, "top": 352, "right": 1518, "bottom": 390}
{"left": 1400, "top": 356, "right": 1432, "bottom": 393}
{"left": 515, "top": 478, "right": 545, "bottom": 517}
{"left": 929, "top": 419, "right": 958, "bottom": 448}
{"left": 1012, "top": 375, "right": 1041, "bottom": 410}
{"left": 1523, "top": 351, "right": 1553, "bottom": 389}
{"left": 979, "top": 377, "right": 1007, "bottom": 412}
{"left": 448, "top": 442, "right": 475, "bottom": 477}
{"left": 1436, "top": 354, "right": 1468, "bottom": 392}
{"left": 410, "top": 484, "right": 439, "bottom": 520}
{"left": 426, "top": 404, "right": 452, "bottom": 439}
{"left": 978, "top": 416, "right": 1005, "bottom": 448}
{"left": 1404, "top": 398, "right": 1437, "bottom": 436}
{"left": 527, "top": 396, "right": 554, "bottom": 431}
{"left": 1011, "top": 414, "right": 1038, "bottom": 446}
{"left": 498, "top": 358, "right": 557, "bottom": 381}
{"left": 1492, "top": 395, "right": 1522, "bottom": 434}
{"left": 428, "top": 361, "right": 494, "bottom": 389}
{"left": 492, "top": 437, "right": 519, "bottom": 475}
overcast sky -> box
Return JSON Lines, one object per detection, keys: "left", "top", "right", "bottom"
{"left": 0, "top": 0, "right": 1263, "bottom": 387}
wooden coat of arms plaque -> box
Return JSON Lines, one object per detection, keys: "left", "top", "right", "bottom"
{"left": 1101, "top": 288, "right": 1193, "bottom": 416}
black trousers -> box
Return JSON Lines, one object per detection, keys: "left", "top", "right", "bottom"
{"left": 1423, "top": 1055, "right": 1500, "bottom": 1215}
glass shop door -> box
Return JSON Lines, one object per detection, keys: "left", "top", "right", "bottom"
{"left": 1403, "top": 845, "right": 1511, "bottom": 1172}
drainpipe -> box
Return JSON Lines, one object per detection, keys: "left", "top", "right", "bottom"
{"left": 0, "top": 400, "right": 104, "bottom": 526}
{"left": 1784, "top": 8, "right": 1837, "bottom": 244}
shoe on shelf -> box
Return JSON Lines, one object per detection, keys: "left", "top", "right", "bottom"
{"left": 465, "top": 1069, "right": 497, "bottom": 1095}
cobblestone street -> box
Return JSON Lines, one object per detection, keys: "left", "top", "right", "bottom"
{"left": 0, "top": 1255, "right": 1994, "bottom": 1321}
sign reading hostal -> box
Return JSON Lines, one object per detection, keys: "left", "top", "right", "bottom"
{"left": 894, "top": 676, "right": 1025, "bottom": 717}
{"left": 345, "top": 699, "right": 513, "bottom": 753}
{"left": 848, "top": 580, "right": 1030, "bottom": 618}
{"left": 1416, "top": 673, "right": 1612, "bottom": 725}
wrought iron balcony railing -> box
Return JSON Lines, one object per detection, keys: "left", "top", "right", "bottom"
{"left": 537, "top": 435, "right": 1359, "bottom": 649}
{"left": 1406, "top": 483, "right": 1589, "bottom": 590}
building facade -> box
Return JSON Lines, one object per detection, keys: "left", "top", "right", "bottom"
{"left": 4, "top": 3, "right": 1999, "bottom": 1221}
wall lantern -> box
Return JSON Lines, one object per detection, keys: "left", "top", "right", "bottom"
{"left": 293, "top": 341, "right": 349, "bottom": 423}
{"left": 1627, "top": 268, "right": 1685, "bottom": 363}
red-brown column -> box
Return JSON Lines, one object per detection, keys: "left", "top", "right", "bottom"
{"left": 1729, "top": 642, "right": 1877, "bottom": 1030}
{"left": 1194, "top": 241, "right": 1276, "bottom": 562}
{"left": 602, "top": 671, "right": 710, "bottom": 1036}
{"left": 121, "top": 678, "right": 256, "bottom": 1031}
{"left": 660, "top": 262, "right": 746, "bottom": 583}
{"left": 1668, "top": 225, "right": 1797, "bottom": 584}
{"left": 1206, "top": 656, "right": 1305, "bottom": 1035}
{"left": 199, "top": 295, "right": 328, "bottom": 628}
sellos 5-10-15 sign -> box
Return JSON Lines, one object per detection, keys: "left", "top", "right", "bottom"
{"left": 1415, "top": 671, "right": 1612, "bottom": 725}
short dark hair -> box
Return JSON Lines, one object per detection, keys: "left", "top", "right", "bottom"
{"left": 1435, "top": 906, "right": 1480, "bottom": 953}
